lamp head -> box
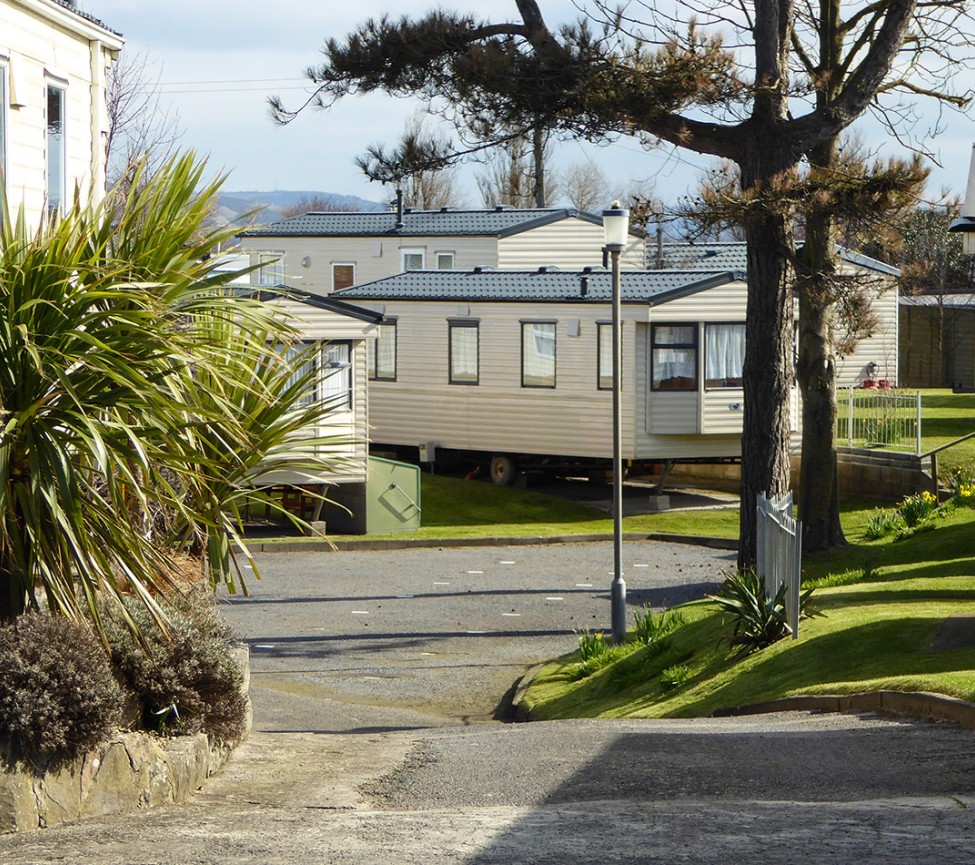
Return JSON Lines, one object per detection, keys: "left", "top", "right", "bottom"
{"left": 602, "top": 200, "right": 630, "bottom": 248}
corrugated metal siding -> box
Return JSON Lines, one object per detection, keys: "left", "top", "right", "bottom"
{"left": 835, "top": 280, "right": 899, "bottom": 387}
{"left": 702, "top": 390, "right": 745, "bottom": 434}
{"left": 498, "top": 219, "right": 646, "bottom": 270}
{"left": 900, "top": 306, "right": 975, "bottom": 388}
{"left": 242, "top": 236, "right": 499, "bottom": 295}
{"left": 255, "top": 303, "right": 374, "bottom": 484}
{"left": 368, "top": 300, "right": 643, "bottom": 459}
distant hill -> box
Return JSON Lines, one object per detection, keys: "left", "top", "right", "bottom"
{"left": 217, "top": 190, "right": 385, "bottom": 227}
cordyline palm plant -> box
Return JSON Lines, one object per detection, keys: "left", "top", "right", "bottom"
{"left": 0, "top": 154, "right": 346, "bottom": 635}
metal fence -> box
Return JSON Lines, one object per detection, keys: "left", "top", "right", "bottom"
{"left": 836, "top": 387, "right": 922, "bottom": 454}
{"left": 756, "top": 492, "right": 802, "bottom": 639}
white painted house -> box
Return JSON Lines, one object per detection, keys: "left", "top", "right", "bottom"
{"left": 0, "top": 0, "right": 123, "bottom": 224}
{"left": 237, "top": 207, "right": 647, "bottom": 295}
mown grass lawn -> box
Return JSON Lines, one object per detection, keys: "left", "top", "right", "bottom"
{"left": 519, "top": 504, "right": 975, "bottom": 719}
{"left": 917, "top": 389, "right": 975, "bottom": 476}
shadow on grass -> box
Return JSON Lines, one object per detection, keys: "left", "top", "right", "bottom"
{"left": 679, "top": 617, "right": 975, "bottom": 716}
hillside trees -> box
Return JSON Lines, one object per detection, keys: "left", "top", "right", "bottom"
{"left": 271, "top": 0, "right": 946, "bottom": 565}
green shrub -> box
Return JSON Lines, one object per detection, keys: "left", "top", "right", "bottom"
{"left": 898, "top": 491, "right": 939, "bottom": 527}
{"left": 632, "top": 605, "right": 685, "bottom": 649}
{"left": 711, "top": 569, "right": 817, "bottom": 653}
{"left": 101, "top": 593, "right": 247, "bottom": 745}
{"left": 660, "top": 664, "right": 691, "bottom": 689}
{"left": 864, "top": 508, "right": 904, "bottom": 540}
{"left": 0, "top": 613, "right": 122, "bottom": 767}
{"left": 571, "top": 628, "right": 634, "bottom": 679}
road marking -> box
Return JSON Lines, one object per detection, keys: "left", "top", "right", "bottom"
{"left": 575, "top": 583, "right": 593, "bottom": 588}
{"left": 254, "top": 644, "right": 275, "bottom": 650}
{"left": 433, "top": 581, "right": 450, "bottom": 586}
{"left": 467, "top": 570, "right": 484, "bottom": 574}
{"left": 351, "top": 610, "right": 369, "bottom": 615}
{"left": 499, "top": 560, "right": 516, "bottom": 565}
{"left": 634, "top": 563, "right": 650, "bottom": 568}
{"left": 466, "top": 630, "right": 489, "bottom": 634}
{"left": 502, "top": 612, "right": 521, "bottom": 617}
{"left": 546, "top": 597, "right": 564, "bottom": 602}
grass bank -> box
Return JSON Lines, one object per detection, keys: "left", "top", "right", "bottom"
{"left": 519, "top": 504, "right": 975, "bottom": 719}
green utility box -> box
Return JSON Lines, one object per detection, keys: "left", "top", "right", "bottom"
{"left": 365, "top": 457, "right": 422, "bottom": 533}
{"left": 321, "top": 457, "right": 421, "bottom": 534}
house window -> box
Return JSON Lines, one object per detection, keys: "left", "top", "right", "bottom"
{"left": 705, "top": 323, "right": 746, "bottom": 389}
{"left": 597, "top": 322, "right": 623, "bottom": 390}
{"left": 436, "top": 252, "right": 455, "bottom": 270}
{"left": 651, "top": 324, "right": 697, "bottom": 391}
{"left": 369, "top": 321, "right": 397, "bottom": 381}
{"left": 449, "top": 321, "right": 479, "bottom": 384}
{"left": 332, "top": 262, "right": 356, "bottom": 291}
{"left": 258, "top": 252, "right": 284, "bottom": 286}
{"left": 321, "top": 342, "right": 353, "bottom": 412}
{"left": 0, "top": 66, "right": 7, "bottom": 182}
{"left": 522, "top": 321, "right": 556, "bottom": 388}
{"left": 401, "top": 248, "right": 425, "bottom": 271}
{"left": 46, "top": 84, "right": 65, "bottom": 215}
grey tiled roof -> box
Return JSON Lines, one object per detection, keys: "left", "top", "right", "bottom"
{"left": 659, "top": 241, "right": 900, "bottom": 276}
{"left": 238, "top": 208, "right": 604, "bottom": 238}
{"left": 52, "top": 1, "right": 120, "bottom": 35}
{"left": 333, "top": 268, "right": 743, "bottom": 304}
{"left": 900, "top": 293, "right": 975, "bottom": 309}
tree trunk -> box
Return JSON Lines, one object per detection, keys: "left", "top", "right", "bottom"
{"left": 532, "top": 123, "right": 545, "bottom": 207}
{"left": 739, "top": 194, "right": 795, "bottom": 569}
{"left": 796, "top": 286, "right": 846, "bottom": 550}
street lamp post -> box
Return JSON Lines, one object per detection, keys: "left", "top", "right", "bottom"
{"left": 603, "top": 201, "right": 629, "bottom": 645}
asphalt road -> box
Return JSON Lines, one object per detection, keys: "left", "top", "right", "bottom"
{"left": 1, "top": 540, "right": 973, "bottom": 864}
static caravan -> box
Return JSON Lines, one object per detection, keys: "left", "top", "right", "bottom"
{"left": 660, "top": 241, "right": 901, "bottom": 387}
{"left": 237, "top": 207, "right": 647, "bottom": 295}
{"left": 334, "top": 267, "right": 766, "bottom": 482}
{"left": 250, "top": 289, "right": 382, "bottom": 490}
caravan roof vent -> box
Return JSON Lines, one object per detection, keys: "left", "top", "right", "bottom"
{"left": 471, "top": 265, "right": 496, "bottom": 274}
{"left": 536, "top": 265, "right": 560, "bottom": 273}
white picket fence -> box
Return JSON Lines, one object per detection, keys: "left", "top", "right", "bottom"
{"left": 756, "top": 492, "right": 802, "bottom": 639}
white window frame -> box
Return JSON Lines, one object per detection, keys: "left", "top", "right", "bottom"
{"left": 258, "top": 251, "right": 284, "bottom": 286}
{"left": 320, "top": 342, "right": 353, "bottom": 412}
{"left": 332, "top": 261, "right": 356, "bottom": 292}
{"left": 650, "top": 323, "right": 698, "bottom": 392}
{"left": 400, "top": 247, "right": 426, "bottom": 271}
{"left": 0, "top": 63, "right": 7, "bottom": 184}
{"left": 46, "top": 81, "right": 66, "bottom": 216}
{"left": 436, "top": 251, "right": 455, "bottom": 270}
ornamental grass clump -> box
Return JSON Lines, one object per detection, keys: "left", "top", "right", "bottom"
{"left": 100, "top": 593, "right": 247, "bottom": 745}
{"left": 0, "top": 614, "right": 122, "bottom": 768}
{"left": 632, "top": 605, "right": 685, "bottom": 650}
{"left": 710, "top": 569, "right": 817, "bottom": 653}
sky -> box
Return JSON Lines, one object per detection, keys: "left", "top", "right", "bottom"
{"left": 84, "top": 0, "right": 975, "bottom": 209}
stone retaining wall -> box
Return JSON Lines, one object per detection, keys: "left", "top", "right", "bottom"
{"left": 0, "top": 645, "right": 250, "bottom": 833}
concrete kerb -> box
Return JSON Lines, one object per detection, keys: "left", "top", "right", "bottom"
{"left": 239, "top": 532, "right": 740, "bottom": 554}
{"left": 712, "top": 691, "right": 975, "bottom": 729}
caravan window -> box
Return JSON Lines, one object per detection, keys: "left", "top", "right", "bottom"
{"left": 449, "top": 320, "right": 479, "bottom": 384}
{"left": 705, "top": 323, "right": 745, "bottom": 388}
{"left": 651, "top": 324, "right": 697, "bottom": 391}
{"left": 369, "top": 322, "right": 397, "bottom": 381}
{"left": 522, "top": 322, "right": 556, "bottom": 388}
{"left": 278, "top": 341, "right": 353, "bottom": 411}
